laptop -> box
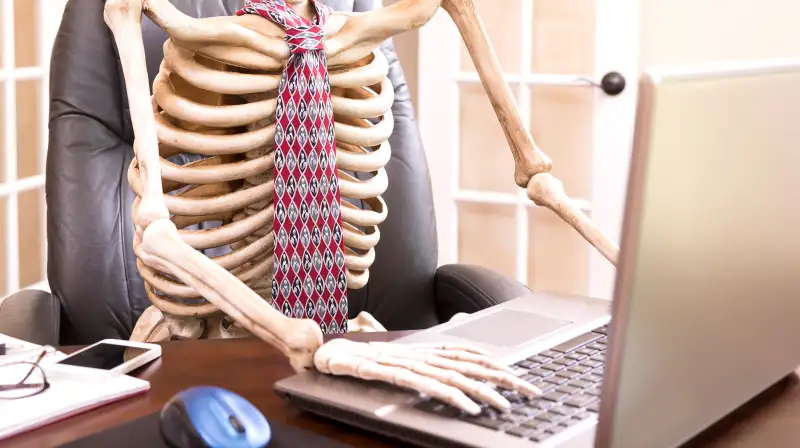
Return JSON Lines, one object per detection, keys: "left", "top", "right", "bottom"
{"left": 274, "top": 57, "right": 800, "bottom": 447}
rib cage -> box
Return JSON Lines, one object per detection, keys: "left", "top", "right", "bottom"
{"left": 127, "top": 16, "right": 394, "bottom": 319}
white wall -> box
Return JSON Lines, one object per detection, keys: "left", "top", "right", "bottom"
{"left": 640, "top": 0, "right": 800, "bottom": 67}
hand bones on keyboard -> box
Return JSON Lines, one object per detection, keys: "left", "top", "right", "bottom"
{"left": 103, "top": 0, "right": 617, "bottom": 414}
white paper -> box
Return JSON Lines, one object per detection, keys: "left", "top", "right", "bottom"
{"left": 0, "top": 333, "right": 66, "bottom": 364}
{"left": 0, "top": 334, "right": 150, "bottom": 440}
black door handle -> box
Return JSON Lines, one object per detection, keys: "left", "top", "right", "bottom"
{"left": 596, "top": 71, "right": 626, "bottom": 96}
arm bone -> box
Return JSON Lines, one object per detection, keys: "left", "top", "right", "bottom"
{"left": 441, "top": 0, "right": 619, "bottom": 265}
{"left": 331, "top": 0, "right": 620, "bottom": 264}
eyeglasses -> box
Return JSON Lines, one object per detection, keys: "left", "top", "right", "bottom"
{"left": 0, "top": 346, "right": 54, "bottom": 400}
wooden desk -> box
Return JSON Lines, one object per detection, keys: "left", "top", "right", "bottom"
{"left": 3, "top": 331, "right": 800, "bottom": 447}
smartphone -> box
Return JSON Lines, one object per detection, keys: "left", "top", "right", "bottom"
{"left": 46, "top": 339, "right": 162, "bottom": 377}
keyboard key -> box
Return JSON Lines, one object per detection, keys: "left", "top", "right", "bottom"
{"left": 569, "top": 365, "right": 592, "bottom": 374}
{"left": 593, "top": 326, "right": 607, "bottom": 335}
{"left": 569, "top": 379, "right": 593, "bottom": 389}
{"left": 540, "top": 363, "right": 564, "bottom": 371}
{"left": 529, "top": 368, "right": 554, "bottom": 377}
{"left": 580, "top": 359, "right": 603, "bottom": 368}
{"left": 506, "top": 426, "right": 539, "bottom": 438}
{"left": 543, "top": 376, "right": 569, "bottom": 385}
{"left": 515, "top": 360, "right": 538, "bottom": 369}
{"left": 587, "top": 402, "right": 600, "bottom": 413}
{"left": 500, "top": 412, "right": 528, "bottom": 424}
{"left": 553, "top": 357, "right": 576, "bottom": 366}
{"left": 556, "top": 370, "right": 581, "bottom": 380}
{"left": 465, "top": 416, "right": 505, "bottom": 430}
{"left": 573, "top": 411, "right": 594, "bottom": 421}
{"left": 577, "top": 348, "right": 597, "bottom": 356}
{"left": 565, "top": 353, "right": 587, "bottom": 361}
{"left": 585, "top": 374, "right": 604, "bottom": 383}
{"left": 512, "top": 405, "right": 541, "bottom": 417}
{"left": 551, "top": 332, "right": 603, "bottom": 353}
{"left": 565, "top": 394, "right": 598, "bottom": 409}
{"left": 549, "top": 405, "right": 577, "bottom": 416}
{"left": 522, "top": 419, "right": 550, "bottom": 430}
{"left": 528, "top": 355, "right": 551, "bottom": 364}
{"left": 533, "top": 380, "right": 555, "bottom": 392}
{"left": 531, "top": 399, "right": 555, "bottom": 411}
{"left": 541, "top": 350, "right": 561, "bottom": 358}
{"left": 586, "top": 387, "right": 602, "bottom": 396}
{"left": 542, "top": 391, "right": 570, "bottom": 402}
{"left": 587, "top": 343, "right": 606, "bottom": 351}
{"left": 590, "top": 354, "right": 605, "bottom": 362}
{"left": 535, "top": 412, "right": 565, "bottom": 423}
{"left": 556, "top": 385, "right": 581, "bottom": 395}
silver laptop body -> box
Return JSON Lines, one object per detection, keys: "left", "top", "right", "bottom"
{"left": 275, "top": 58, "right": 800, "bottom": 448}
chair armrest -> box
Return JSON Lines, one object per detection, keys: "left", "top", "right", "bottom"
{"left": 0, "top": 289, "right": 61, "bottom": 346}
{"left": 434, "top": 264, "right": 532, "bottom": 322}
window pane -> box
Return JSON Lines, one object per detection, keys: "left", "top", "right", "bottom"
{"left": 0, "top": 197, "right": 5, "bottom": 297}
{"left": 0, "top": 84, "right": 4, "bottom": 183}
{"left": 16, "top": 79, "right": 40, "bottom": 178}
{"left": 461, "top": 0, "right": 522, "bottom": 74}
{"left": 458, "top": 202, "right": 516, "bottom": 280}
{"left": 459, "top": 83, "right": 520, "bottom": 194}
{"left": 529, "top": 85, "right": 594, "bottom": 200}
{"left": 14, "top": 0, "right": 37, "bottom": 67}
{"left": 531, "top": 0, "right": 596, "bottom": 74}
{"left": 18, "top": 188, "right": 43, "bottom": 288}
{"left": 528, "top": 207, "right": 589, "bottom": 295}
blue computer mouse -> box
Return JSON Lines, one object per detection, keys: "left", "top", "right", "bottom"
{"left": 159, "top": 386, "right": 271, "bottom": 448}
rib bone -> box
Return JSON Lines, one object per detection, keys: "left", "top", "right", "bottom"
{"left": 104, "top": 0, "right": 619, "bottom": 414}
{"left": 127, "top": 0, "right": 392, "bottom": 331}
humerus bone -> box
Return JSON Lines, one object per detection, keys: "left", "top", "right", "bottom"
{"left": 104, "top": 0, "right": 616, "bottom": 414}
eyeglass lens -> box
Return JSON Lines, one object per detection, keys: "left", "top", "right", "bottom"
{"left": 0, "top": 362, "right": 47, "bottom": 399}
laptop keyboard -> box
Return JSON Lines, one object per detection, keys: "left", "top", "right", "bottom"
{"left": 415, "top": 325, "right": 608, "bottom": 444}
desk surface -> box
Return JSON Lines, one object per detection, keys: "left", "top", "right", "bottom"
{"left": 3, "top": 331, "right": 800, "bottom": 447}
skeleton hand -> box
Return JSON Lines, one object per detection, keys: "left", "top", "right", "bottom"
{"left": 313, "top": 339, "right": 540, "bottom": 414}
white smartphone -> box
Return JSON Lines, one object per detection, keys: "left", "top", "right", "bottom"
{"left": 45, "top": 339, "right": 162, "bottom": 377}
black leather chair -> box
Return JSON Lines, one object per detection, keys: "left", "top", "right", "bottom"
{"left": 0, "top": 0, "right": 531, "bottom": 347}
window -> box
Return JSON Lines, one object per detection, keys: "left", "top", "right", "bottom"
{"left": 0, "top": 0, "right": 66, "bottom": 297}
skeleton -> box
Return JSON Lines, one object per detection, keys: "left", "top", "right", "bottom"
{"left": 104, "top": 0, "right": 620, "bottom": 414}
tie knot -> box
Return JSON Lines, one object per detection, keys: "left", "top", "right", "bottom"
{"left": 285, "top": 24, "right": 325, "bottom": 54}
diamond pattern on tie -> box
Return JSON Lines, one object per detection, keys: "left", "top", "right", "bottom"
{"left": 237, "top": 0, "right": 348, "bottom": 334}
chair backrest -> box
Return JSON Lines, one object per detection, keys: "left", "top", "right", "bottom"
{"left": 46, "top": 0, "right": 440, "bottom": 345}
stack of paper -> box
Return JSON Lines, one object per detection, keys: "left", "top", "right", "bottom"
{"left": 0, "top": 334, "right": 150, "bottom": 440}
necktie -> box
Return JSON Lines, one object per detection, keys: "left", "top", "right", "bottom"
{"left": 237, "top": 0, "right": 348, "bottom": 334}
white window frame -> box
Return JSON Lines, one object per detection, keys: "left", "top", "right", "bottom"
{"left": 417, "top": 1, "right": 639, "bottom": 299}
{"left": 0, "top": 0, "right": 66, "bottom": 297}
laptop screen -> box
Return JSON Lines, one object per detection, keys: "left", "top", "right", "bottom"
{"left": 597, "top": 59, "right": 800, "bottom": 447}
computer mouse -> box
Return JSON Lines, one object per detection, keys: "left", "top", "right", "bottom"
{"left": 159, "top": 386, "right": 271, "bottom": 448}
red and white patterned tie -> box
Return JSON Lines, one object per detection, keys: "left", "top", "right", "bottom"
{"left": 237, "top": 0, "right": 348, "bottom": 334}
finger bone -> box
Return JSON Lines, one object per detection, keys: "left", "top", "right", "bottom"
{"left": 373, "top": 354, "right": 510, "bottom": 410}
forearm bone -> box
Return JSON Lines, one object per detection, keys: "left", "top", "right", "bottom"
{"left": 441, "top": 0, "right": 620, "bottom": 265}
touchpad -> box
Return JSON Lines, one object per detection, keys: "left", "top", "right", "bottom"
{"left": 443, "top": 310, "right": 572, "bottom": 347}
